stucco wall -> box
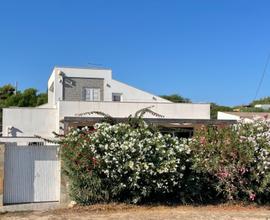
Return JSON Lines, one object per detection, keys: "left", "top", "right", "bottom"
{"left": 63, "top": 77, "right": 104, "bottom": 101}
{"left": 48, "top": 67, "right": 170, "bottom": 104}
{"left": 51, "top": 67, "right": 113, "bottom": 105}
{"left": 58, "top": 101, "right": 210, "bottom": 120}
{"left": 2, "top": 108, "right": 57, "bottom": 138}
{"left": 217, "top": 112, "right": 240, "bottom": 120}
{"left": 110, "top": 79, "right": 170, "bottom": 103}
{"left": 0, "top": 144, "right": 3, "bottom": 206}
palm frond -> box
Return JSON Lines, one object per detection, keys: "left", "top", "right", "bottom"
{"left": 76, "top": 111, "right": 112, "bottom": 118}
{"left": 75, "top": 111, "right": 116, "bottom": 124}
{"left": 34, "top": 135, "right": 60, "bottom": 144}
{"left": 134, "top": 106, "right": 164, "bottom": 118}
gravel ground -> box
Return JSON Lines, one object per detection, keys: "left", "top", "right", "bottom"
{"left": 2, "top": 204, "right": 270, "bottom": 220}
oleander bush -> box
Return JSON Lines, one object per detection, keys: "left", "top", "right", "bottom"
{"left": 61, "top": 120, "right": 194, "bottom": 204}
{"left": 190, "top": 119, "right": 270, "bottom": 203}
{"left": 59, "top": 111, "right": 270, "bottom": 205}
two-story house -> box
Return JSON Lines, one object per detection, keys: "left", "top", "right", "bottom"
{"left": 0, "top": 66, "right": 231, "bottom": 207}
{"left": 2, "top": 66, "right": 213, "bottom": 140}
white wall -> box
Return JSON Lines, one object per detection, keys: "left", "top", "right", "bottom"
{"left": 110, "top": 79, "right": 170, "bottom": 103}
{"left": 50, "top": 67, "right": 113, "bottom": 105}
{"left": 2, "top": 108, "right": 57, "bottom": 137}
{"left": 217, "top": 112, "right": 240, "bottom": 120}
{"left": 47, "top": 70, "right": 55, "bottom": 106}
{"left": 58, "top": 101, "right": 210, "bottom": 121}
{"left": 255, "top": 104, "right": 270, "bottom": 110}
{"left": 47, "top": 67, "right": 170, "bottom": 104}
{"left": 1, "top": 101, "right": 210, "bottom": 139}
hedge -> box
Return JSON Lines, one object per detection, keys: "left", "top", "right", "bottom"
{"left": 60, "top": 117, "right": 270, "bottom": 204}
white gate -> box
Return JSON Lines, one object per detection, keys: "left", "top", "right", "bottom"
{"left": 3, "top": 144, "right": 60, "bottom": 204}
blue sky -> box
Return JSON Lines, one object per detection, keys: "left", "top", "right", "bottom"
{"left": 0, "top": 0, "right": 270, "bottom": 106}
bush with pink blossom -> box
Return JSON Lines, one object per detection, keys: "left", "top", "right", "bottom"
{"left": 190, "top": 119, "right": 270, "bottom": 203}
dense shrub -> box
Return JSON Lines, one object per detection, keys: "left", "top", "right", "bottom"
{"left": 61, "top": 122, "right": 192, "bottom": 204}
{"left": 60, "top": 116, "right": 270, "bottom": 205}
{"left": 190, "top": 119, "right": 270, "bottom": 203}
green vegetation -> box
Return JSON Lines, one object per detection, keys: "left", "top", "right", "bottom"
{"left": 0, "top": 84, "right": 47, "bottom": 108}
{"left": 191, "top": 120, "right": 270, "bottom": 203}
{"left": 59, "top": 109, "right": 196, "bottom": 204}
{"left": 160, "top": 94, "right": 191, "bottom": 103}
{"left": 161, "top": 94, "right": 270, "bottom": 119}
{"left": 250, "top": 96, "right": 270, "bottom": 106}
{"left": 59, "top": 111, "right": 270, "bottom": 205}
{"left": 210, "top": 103, "right": 233, "bottom": 119}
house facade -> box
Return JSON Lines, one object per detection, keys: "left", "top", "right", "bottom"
{"left": 0, "top": 66, "right": 214, "bottom": 206}
{"left": 254, "top": 104, "right": 270, "bottom": 111}
{"left": 2, "top": 67, "right": 212, "bottom": 140}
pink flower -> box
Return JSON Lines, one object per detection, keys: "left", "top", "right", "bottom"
{"left": 217, "top": 170, "right": 230, "bottom": 179}
{"left": 249, "top": 193, "right": 256, "bottom": 201}
{"left": 200, "top": 137, "right": 206, "bottom": 144}
{"left": 92, "top": 157, "right": 98, "bottom": 167}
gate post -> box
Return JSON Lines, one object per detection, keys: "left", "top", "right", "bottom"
{"left": 0, "top": 143, "right": 4, "bottom": 207}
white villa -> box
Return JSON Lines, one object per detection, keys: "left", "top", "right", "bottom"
{"left": 2, "top": 66, "right": 212, "bottom": 141}
{"left": 0, "top": 66, "right": 229, "bottom": 207}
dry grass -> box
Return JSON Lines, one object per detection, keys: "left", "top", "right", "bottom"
{"left": 51, "top": 203, "right": 270, "bottom": 214}
{"left": 3, "top": 203, "right": 270, "bottom": 220}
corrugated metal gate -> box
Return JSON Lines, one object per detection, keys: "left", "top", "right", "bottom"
{"left": 3, "top": 144, "right": 60, "bottom": 204}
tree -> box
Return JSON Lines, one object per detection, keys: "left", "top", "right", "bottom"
{"left": 18, "top": 88, "right": 38, "bottom": 107}
{"left": 250, "top": 97, "right": 270, "bottom": 106}
{"left": 160, "top": 94, "right": 191, "bottom": 103}
{"left": 2, "top": 87, "right": 48, "bottom": 107}
{"left": 0, "top": 84, "right": 15, "bottom": 101}
{"left": 37, "top": 93, "right": 48, "bottom": 106}
{"left": 210, "top": 103, "right": 233, "bottom": 119}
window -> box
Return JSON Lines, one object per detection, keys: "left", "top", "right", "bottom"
{"left": 160, "top": 128, "right": 194, "bottom": 138}
{"left": 112, "top": 93, "right": 122, "bottom": 102}
{"left": 83, "top": 88, "right": 101, "bottom": 101}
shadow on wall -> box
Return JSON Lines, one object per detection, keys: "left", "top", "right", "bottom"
{"left": 8, "top": 127, "right": 23, "bottom": 137}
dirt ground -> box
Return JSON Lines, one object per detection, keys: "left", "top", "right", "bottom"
{"left": 2, "top": 204, "right": 270, "bottom": 220}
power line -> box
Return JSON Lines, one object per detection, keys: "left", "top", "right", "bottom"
{"left": 254, "top": 53, "right": 270, "bottom": 101}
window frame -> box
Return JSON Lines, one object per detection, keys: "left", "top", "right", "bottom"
{"left": 112, "top": 93, "right": 122, "bottom": 102}
{"left": 82, "top": 87, "right": 101, "bottom": 102}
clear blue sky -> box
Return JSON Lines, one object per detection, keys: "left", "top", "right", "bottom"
{"left": 0, "top": 0, "right": 270, "bottom": 106}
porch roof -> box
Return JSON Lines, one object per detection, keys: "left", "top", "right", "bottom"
{"left": 61, "top": 116, "right": 236, "bottom": 128}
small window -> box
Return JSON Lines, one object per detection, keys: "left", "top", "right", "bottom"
{"left": 83, "top": 88, "right": 101, "bottom": 101}
{"left": 112, "top": 93, "right": 122, "bottom": 102}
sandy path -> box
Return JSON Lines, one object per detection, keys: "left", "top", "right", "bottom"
{"left": 2, "top": 204, "right": 270, "bottom": 220}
